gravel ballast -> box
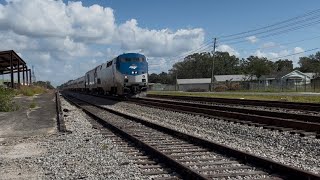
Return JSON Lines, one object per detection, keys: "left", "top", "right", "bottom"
{"left": 0, "top": 97, "right": 144, "bottom": 180}
{"left": 73, "top": 93, "right": 320, "bottom": 175}
{"left": 38, "top": 97, "right": 143, "bottom": 179}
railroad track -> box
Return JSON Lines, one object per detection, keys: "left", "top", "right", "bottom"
{"left": 147, "top": 94, "right": 320, "bottom": 112}
{"left": 62, "top": 92, "right": 320, "bottom": 180}
{"left": 55, "top": 91, "right": 67, "bottom": 132}
{"left": 129, "top": 97, "right": 320, "bottom": 137}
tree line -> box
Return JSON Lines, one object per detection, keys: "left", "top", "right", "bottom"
{"left": 149, "top": 51, "right": 320, "bottom": 84}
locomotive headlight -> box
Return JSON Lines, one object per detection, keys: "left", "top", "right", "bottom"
{"left": 142, "top": 75, "right": 145, "bottom": 78}
{"left": 124, "top": 75, "right": 128, "bottom": 79}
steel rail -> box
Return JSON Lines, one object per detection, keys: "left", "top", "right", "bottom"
{"left": 55, "top": 91, "right": 67, "bottom": 132}
{"left": 147, "top": 94, "right": 320, "bottom": 112}
{"left": 139, "top": 97, "right": 320, "bottom": 124}
{"left": 130, "top": 98, "right": 320, "bottom": 134}
{"left": 62, "top": 92, "right": 320, "bottom": 180}
{"left": 63, "top": 93, "right": 207, "bottom": 180}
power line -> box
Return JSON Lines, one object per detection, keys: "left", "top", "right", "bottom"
{"left": 237, "top": 35, "right": 320, "bottom": 52}
{"left": 220, "top": 14, "right": 320, "bottom": 42}
{"left": 222, "top": 19, "right": 320, "bottom": 45}
{"left": 219, "top": 8, "right": 320, "bottom": 39}
{"left": 268, "top": 47, "right": 319, "bottom": 61}
{"left": 170, "top": 41, "right": 213, "bottom": 62}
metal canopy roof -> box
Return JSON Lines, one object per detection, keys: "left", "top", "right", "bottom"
{"left": 0, "top": 50, "right": 27, "bottom": 75}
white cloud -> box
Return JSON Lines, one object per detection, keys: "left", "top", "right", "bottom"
{"left": 0, "top": 0, "right": 72, "bottom": 37}
{"left": 293, "top": 47, "right": 304, "bottom": 53}
{"left": 254, "top": 49, "right": 290, "bottom": 59}
{"left": 246, "top": 36, "right": 258, "bottom": 43}
{"left": 254, "top": 50, "right": 266, "bottom": 58}
{"left": 262, "top": 42, "right": 276, "bottom": 48}
{"left": 116, "top": 19, "right": 204, "bottom": 57}
{"left": 217, "top": 44, "right": 240, "bottom": 56}
{"left": 0, "top": 0, "right": 205, "bottom": 86}
{"left": 253, "top": 47, "right": 305, "bottom": 67}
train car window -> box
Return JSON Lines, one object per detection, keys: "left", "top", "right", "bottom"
{"left": 107, "top": 61, "right": 112, "bottom": 67}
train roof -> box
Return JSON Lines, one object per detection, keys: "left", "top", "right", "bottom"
{"left": 118, "top": 53, "right": 145, "bottom": 58}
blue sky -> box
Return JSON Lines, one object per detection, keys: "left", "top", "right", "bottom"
{"left": 0, "top": 0, "right": 319, "bottom": 86}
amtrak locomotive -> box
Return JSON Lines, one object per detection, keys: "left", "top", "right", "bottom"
{"left": 61, "top": 53, "right": 148, "bottom": 96}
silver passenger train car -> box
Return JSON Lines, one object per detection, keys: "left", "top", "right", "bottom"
{"left": 61, "top": 53, "right": 148, "bottom": 96}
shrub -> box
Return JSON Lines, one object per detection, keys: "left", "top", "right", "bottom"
{"left": 186, "top": 88, "right": 207, "bottom": 92}
{"left": 29, "top": 101, "right": 37, "bottom": 108}
{"left": 214, "top": 84, "right": 228, "bottom": 92}
{"left": 228, "top": 83, "right": 241, "bottom": 90}
{"left": 17, "top": 85, "right": 47, "bottom": 96}
{"left": 0, "top": 87, "right": 17, "bottom": 112}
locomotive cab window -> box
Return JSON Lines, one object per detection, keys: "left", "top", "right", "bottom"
{"left": 120, "top": 57, "right": 145, "bottom": 62}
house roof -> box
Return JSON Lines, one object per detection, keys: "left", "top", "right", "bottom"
{"left": 0, "top": 50, "right": 27, "bottom": 75}
{"left": 282, "top": 70, "right": 315, "bottom": 79}
{"left": 177, "top": 75, "right": 256, "bottom": 84}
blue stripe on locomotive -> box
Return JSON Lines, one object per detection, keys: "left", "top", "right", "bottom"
{"left": 116, "top": 53, "right": 148, "bottom": 76}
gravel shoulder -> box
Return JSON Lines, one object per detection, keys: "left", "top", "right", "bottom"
{"left": 73, "top": 93, "right": 320, "bottom": 174}
{"left": 0, "top": 96, "right": 144, "bottom": 179}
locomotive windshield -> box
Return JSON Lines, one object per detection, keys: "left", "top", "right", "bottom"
{"left": 120, "top": 57, "right": 145, "bottom": 62}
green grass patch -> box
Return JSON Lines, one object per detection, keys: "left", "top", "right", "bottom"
{"left": 29, "top": 100, "right": 37, "bottom": 109}
{"left": 148, "top": 91, "right": 320, "bottom": 104}
{"left": 101, "top": 144, "right": 108, "bottom": 150}
{"left": 0, "top": 87, "right": 18, "bottom": 112}
{"left": 16, "top": 85, "right": 47, "bottom": 96}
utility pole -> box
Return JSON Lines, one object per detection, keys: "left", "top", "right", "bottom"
{"left": 211, "top": 38, "right": 217, "bottom": 92}
{"left": 31, "top": 65, "right": 36, "bottom": 84}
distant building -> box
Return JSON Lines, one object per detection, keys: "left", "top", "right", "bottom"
{"left": 260, "top": 70, "right": 317, "bottom": 86}
{"left": 177, "top": 74, "right": 256, "bottom": 91}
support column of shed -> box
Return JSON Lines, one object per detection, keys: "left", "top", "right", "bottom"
{"left": 29, "top": 69, "right": 31, "bottom": 85}
{"left": 10, "top": 51, "right": 14, "bottom": 88}
{"left": 17, "top": 58, "right": 20, "bottom": 88}
{"left": 26, "top": 67, "right": 29, "bottom": 85}
{"left": 22, "top": 64, "right": 25, "bottom": 85}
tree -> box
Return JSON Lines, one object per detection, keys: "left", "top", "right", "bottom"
{"left": 298, "top": 51, "right": 320, "bottom": 75}
{"left": 274, "top": 59, "right": 293, "bottom": 72}
{"left": 214, "top": 52, "right": 240, "bottom": 75}
{"left": 241, "top": 56, "right": 274, "bottom": 78}
{"left": 148, "top": 72, "right": 174, "bottom": 84}
{"left": 148, "top": 73, "right": 160, "bottom": 83}
{"left": 169, "top": 51, "right": 240, "bottom": 79}
{"left": 33, "top": 81, "right": 55, "bottom": 89}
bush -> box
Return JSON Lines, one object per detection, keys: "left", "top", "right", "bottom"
{"left": 186, "top": 88, "right": 207, "bottom": 92}
{"left": 228, "top": 83, "right": 241, "bottom": 90}
{"left": 214, "top": 84, "right": 228, "bottom": 92}
{"left": 16, "top": 85, "right": 47, "bottom": 96}
{"left": 0, "top": 87, "right": 17, "bottom": 112}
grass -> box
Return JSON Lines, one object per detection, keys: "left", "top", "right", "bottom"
{"left": 16, "top": 85, "right": 47, "bottom": 96}
{"left": 29, "top": 101, "right": 37, "bottom": 109}
{"left": 101, "top": 144, "right": 108, "bottom": 150}
{"left": 0, "top": 85, "right": 48, "bottom": 112}
{"left": 148, "top": 91, "right": 320, "bottom": 104}
{"left": 0, "top": 87, "right": 18, "bottom": 112}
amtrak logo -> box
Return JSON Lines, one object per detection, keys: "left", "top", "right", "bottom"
{"left": 129, "top": 64, "right": 137, "bottom": 69}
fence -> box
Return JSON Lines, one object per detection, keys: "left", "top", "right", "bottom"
{"left": 149, "top": 79, "right": 320, "bottom": 92}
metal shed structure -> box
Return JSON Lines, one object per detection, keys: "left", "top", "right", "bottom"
{"left": 0, "top": 50, "right": 31, "bottom": 88}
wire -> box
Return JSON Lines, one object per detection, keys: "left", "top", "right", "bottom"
{"left": 220, "top": 14, "right": 320, "bottom": 42}
{"left": 219, "top": 8, "right": 320, "bottom": 39}
{"left": 268, "top": 47, "right": 319, "bottom": 61}
{"left": 223, "top": 19, "right": 320, "bottom": 45}
{"left": 237, "top": 35, "right": 320, "bottom": 52}
{"left": 170, "top": 41, "right": 213, "bottom": 62}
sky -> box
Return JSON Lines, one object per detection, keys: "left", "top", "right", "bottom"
{"left": 0, "top": 0, "right": 320, "bottom": 86}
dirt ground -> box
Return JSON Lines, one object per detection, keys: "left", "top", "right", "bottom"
{"left": 0, "top": 91, "right": 57, "bottom": 179}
